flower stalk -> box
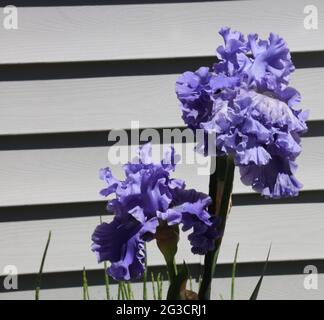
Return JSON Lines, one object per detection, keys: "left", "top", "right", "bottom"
{"left": 199, "top": 156, "right": 235, "bottom": 300}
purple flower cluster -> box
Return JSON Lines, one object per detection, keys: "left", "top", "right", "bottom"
{"left": 92, "top": 144, "right": 220, "bottom": 281}
{"left": 176, "top": 27, "right": 308, "bottom": 199}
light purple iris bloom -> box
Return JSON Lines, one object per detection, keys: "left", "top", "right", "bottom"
{"left": 91, "top": 144, "right": 221, "bottom": 281}
{"left": 176, "top": 27, "right": 308, "bottom": 199}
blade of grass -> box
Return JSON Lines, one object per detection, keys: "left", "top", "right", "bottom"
{"left": 124, "top": 282, "right": 129, "bottom": 300}
{"left": 120, "top": 282, "right": 125, "bottom": 300}
{"left": 118, "top": 282, "right": 122, "bottom": 300}
{"left": 120, "top": 282, "right": 128, "bottom": 300}
{"left": 143, "top": 269, "right": 148, "bottom": 300}
{"left": 35, "top": 231, "right": 52, "bottom": 300}
{"left": 156, "top": 273, "right": 162, "bottom": 300}
{"left": 103, "top": 262, "right": 110, "bottom": 300}
{"left": 189, "top": 275, "right": 193, "bottom": 292}
{"left": 198, "top": 274, "right": 202, "bottom": 291}
{"left": 231, "top": 243, "right": 239, "bottom": 300}
{"left": 99, "top": 216, "right": 111, "bottom": 300}
{"left": 151, "top": 272, "right": 157, "bottom": 300}
{"left": 158, "top": 274, "right": 164, "bottom": 300}
{"left": 250, "top": 244, "right": 272, "bottom": 300}
{"left": 143, "top": 243, "right": 148, "bottom": 300}
{"left": 82, "top": 267, "right": 90, "bottom": 300}
{"left": 156, "top": 273, "right": 160, "bottom": 300}
{"left": 127, "top": 282, "right": 134, "bottom": 300}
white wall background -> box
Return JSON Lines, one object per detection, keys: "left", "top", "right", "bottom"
{"left": 0, "top": 0, "right": 323, "bottom": 299}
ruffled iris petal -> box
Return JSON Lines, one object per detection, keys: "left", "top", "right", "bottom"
{"left": 246, "top": 33, "right": 294, "bottom": 91}
{"left": 239, "top": 157, "right": 303, "bottom": 199}
{"left": 92, "top": 143, "right": 220, "bottom": 280}
{"left": 175, "top": 27, "right": 308, "bottom": 199}
{"left": 158, "top": 188, "right": 221, "bottom": 255}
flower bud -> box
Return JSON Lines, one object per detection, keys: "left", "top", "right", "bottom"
{"left": 155, "top": 222, "right": 179, "bottom": 263}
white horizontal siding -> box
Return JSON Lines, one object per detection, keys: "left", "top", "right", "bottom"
{"left": 0, "top": 202, "right": 323, "bottom": 275}
{"left": 0, "top": 68, "right": 322, "bottom": 134}
{"left": 0, "top": 138, "right": 320, "bottom": 207}
{"left": 0, "top": 0, "right": 323, "bottom": 300}
{"left": 1, "top": 273, "right": 323, "bottom": 300}
{"left": 0, "top": 0, "right": 323, "bottom": 64}
{"left": 0, "top": 215, "right": 199, "bottom": 275}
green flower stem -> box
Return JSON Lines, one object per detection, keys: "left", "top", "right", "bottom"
{"left": 166, "top": 257, "right": 178, "bottom": 284}
{"left": 198, "top": 156, "right": 235, "bottom": 300}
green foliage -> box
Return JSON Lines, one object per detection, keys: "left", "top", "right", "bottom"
{"left": 231, "top": 243, "right": 240, "bottom": 300}
{"left": 199, "top": 157, "right": 235, "bottom": 300}
{"left": 143, "top": 243, "right": 148, "bottom": 300}
{"left": 250, "top": 245, "right": 272, "bottom": 300}
{"left": 127, "top": 282, "right": 134, "bottom": 300}
{"left": 34, "top": 230, "right": 270, "bottom": 300}
{"left": 35, "top": 231, "right": 52, "bottom": 300}
{"left": 82, "top": 267, "right": 90, "bottom": 300}
{"left": 151, "top": 272, "right": 157, "bottom": 300}
{"left": 103, "top": 261, "right": 110, "bottom": 300}
{"left": 189, "top": 275, "right": 193, "bottom": 292}
{"left": 166, "top": 262, "right": 189, "bottom": 300}
{"left": 157, "top": 273, "right": 163, "bottom": 300}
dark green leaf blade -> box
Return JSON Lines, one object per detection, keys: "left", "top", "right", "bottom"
{"left": 167, "top": 261, "right": 189, "bottom": 300}
{"left": 82, "top": 267, "right": 90, "bottom": 300}
{"left": 231, "top": 243, "right": 239, "bottom": 300}
{"left": 35, "top": 231, "right": 52, "bottom": 300}
{"left": 151, "top": 272, "right": 157, "bottom": 300}
{"left": 143, "top": 243, "right": 148, "bottom": 300}
{"left": 103, "top": 261, "right": 110, "bottom": 300}
{"left": 250, "top": 244, "right": 272, "bottom": 300}
{"left": 99, "top": 216, "right": 110, "bottom": 300}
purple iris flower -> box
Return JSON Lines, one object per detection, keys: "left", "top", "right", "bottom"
{"left": 92, "top": 144, "right": 221, "bottom": 281}
{"left": 176, "top": 27, "right": 308, "bottom": 199}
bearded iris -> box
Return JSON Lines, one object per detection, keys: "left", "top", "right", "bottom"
{"left": 91, "top": 144, "right": 221, "bottom": 281}
{"left": 176, "top": 27, "right": 308, "bottom": 198}
{"left": 91, "top": 27, "right": 309, "bottom": 299}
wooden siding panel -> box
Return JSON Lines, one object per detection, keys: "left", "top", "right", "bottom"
{"left": 0, "top": 68, "right": 323, "bottom": 135}
{"left": 0, "top": 138, "right": 321, "bottom": 206}
{"left": 1, "top": 274, "right": 323, "bottom": 300}
{"left": 0, "top": 0, "right": 323, "bottom": 64}
{"left": 0, "top": 202, "right": 323, "bottom": 275}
